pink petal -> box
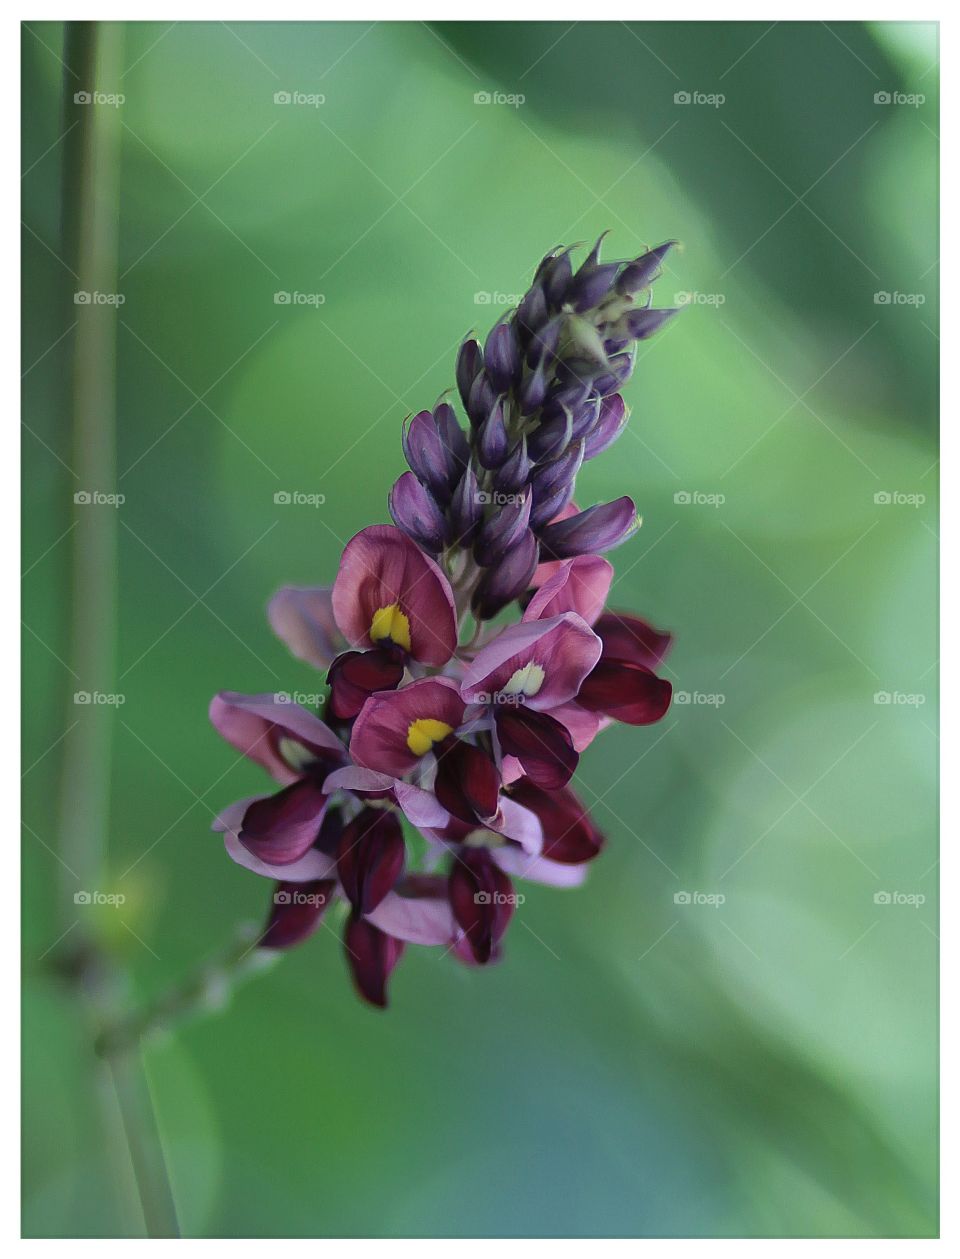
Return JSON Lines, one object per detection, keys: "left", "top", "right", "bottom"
{"left": 209, "top": 691, "right": 345, "bottom": 784}
{"left": 460, "top": 613, "right": 602, "bottom": 711}
{"left": 523, "top": 556, "right": 613, "bottom": 626}
{"left": 350, "top": 676, "right": 465, "bottom": 778}
{"left": 366, "top": 889, "right": 457, "bottom": 945}
{"left": 331, "top": 525, "right": 457, "bottom": 666}
{"left": 492, "top": 847, "right": 590, "bottom": 887}
{"left": 267, "top": 585, "right": 343, "bottom": 671}
{"left": 222, "top": 829, "right": 337, "bottom": 882}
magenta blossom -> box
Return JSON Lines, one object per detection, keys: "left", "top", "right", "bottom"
{"left": 208, "top": 235, "right": 678, "bottom": 1006}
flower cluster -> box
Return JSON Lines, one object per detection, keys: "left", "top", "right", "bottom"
{"left": 210, "top": 236, "right": 678, "bottom": 1007}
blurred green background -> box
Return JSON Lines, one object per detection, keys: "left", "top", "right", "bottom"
{"left": 22, "top": 20, "right": 938, "bottom": 1238}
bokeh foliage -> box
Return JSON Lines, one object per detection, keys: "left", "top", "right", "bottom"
{"left": 22, "top": 20, "right": 937, "bottom": 1237}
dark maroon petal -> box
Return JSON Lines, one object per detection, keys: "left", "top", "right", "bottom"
{"left": 336, "top": 808, "right": 406, "bottom": 917}
{"left": 448, "top": 848, "right": 515, "bottom": 965}
{"left": 434, "top": 737, "right": 500, "bottom": 825}
{"left": 595, "top": 612, "right": 673, "bottom": 671}
{"left": 343, "top": 916, "right": 405, "bottom": 1008}
{"left": 261, "top": 879, "right": 336, "bottom": 950}
{"left": 508, "top": 781, "right": 604, "bottom": 864}
{"left": 495, "top": 706, "right": 578, "bottom": 789}
{"left": 326, "top": 648, "right": 405, "bottom": 721}
{"left": 578, "top": 658, "right": 673, "bottom": 725}
{"left": 238, "top": 778, "right": 328, "bottom": 865}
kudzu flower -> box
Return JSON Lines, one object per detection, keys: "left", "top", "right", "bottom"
{"left": 209, "top": 236, "right": 678, "bottom": 1007}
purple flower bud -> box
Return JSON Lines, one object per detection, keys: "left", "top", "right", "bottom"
{"left": 389, "top": 472, "right": 447, "bottom": 553}
{"left": 525, "top": 314, "right": 563, "bottom": 369}
{"left": 625, "top": 306, "right": 680, "bottom": 340}
{"left": 530, "top": 442, "right": 583, "bottom": 528}
{"left": 466, "top": 370, "right": 497, "bottom": 430}
{"left": 474, "top": 490, "right": 532, "bottom": 566}
{"left": 471, "top": 527, "right": 538, "bottom": 620}
{"left": 456, "top": 339, "right": 483, "bottom": 413}
{"left": 542, "top": 248, "right": 574, "bottom": 306}
{"left": 433, "top": 401, "right": 470, "bottom": 485}
{"left": 569, "top": 395, "right": 601, "bottom": 441}
{"left": 537, "top": 496, "right": 639, "bottom": 559}
{"left": 568, "top": 261, "right": 622, "bottom": 313}
{"left": 520, "top": 357, "right": 549, "bottom": 414}
{"left": 617, "top": 241, "right": 676, "bottom": 295}
{"left": 477, "top": 399, "right": 509, "bottom": 469}
{"left": 592, "top": 351, "right": 635, "bottom": 397}
{"left": 449, "top": 465, "right": 483, "bottom": 545}
{"left": 583, "top": 394, "right": 629, "bottom": 459}
{"left": 401, "top": 410, "right": 451, "bottom": 502}
{"left": 516, "top": 284, "right": 548, "bottom": 339}
{"left": 484, "top": 322, "right": 521, "bottom": 393}
{"left": 527, "top": 407, "right": 573, "bottom": 463}
{"left": 493, "top": 435, "right": 532, "bottom": 493}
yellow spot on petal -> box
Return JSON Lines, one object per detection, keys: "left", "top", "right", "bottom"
{"left": 501, "top": 661, "right": 545, "bottom": 698}
{"left": 370, "top": 602, "right": 411, "bottom": 652}
{"left": 277, "top": 737, "right": 315, "bottom": 773}
{"left": 406, "top": 718, "right": 454, "bottom": 757}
